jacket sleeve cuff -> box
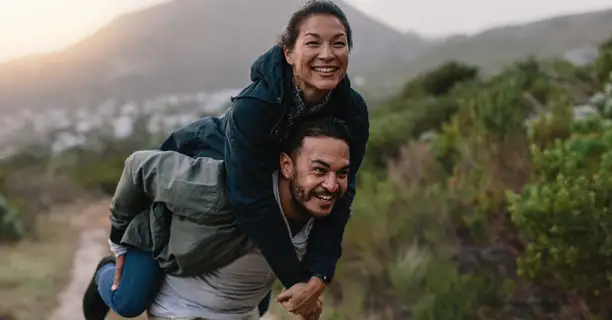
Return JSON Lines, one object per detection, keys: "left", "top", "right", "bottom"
{"left": 311, "top": 273, "right": 331, "bottom": 284}
{"left": 109, "top": 226, "right": 125, "bottom": 245}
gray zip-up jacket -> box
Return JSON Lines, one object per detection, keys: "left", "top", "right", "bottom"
{"left": 110, "top": 150, "right": 253, "bottom": 276}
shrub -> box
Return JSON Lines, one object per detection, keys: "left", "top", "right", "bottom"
{"left": 0, "top": 195, "right": 24, "bottom": 243}
{"left": 509, "top": 114, "right": 612, "bottom": 290}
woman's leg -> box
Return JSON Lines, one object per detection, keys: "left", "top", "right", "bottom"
{"left": 95, "top": 249, "right": 164, "bottom": 318}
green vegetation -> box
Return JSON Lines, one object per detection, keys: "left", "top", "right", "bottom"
{"left": 2, "top": 31, "right": 612, "bottom": 320}
{"left": 326, "top": 37, "right": 612, "bottom": 319}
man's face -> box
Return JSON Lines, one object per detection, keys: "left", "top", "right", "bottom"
{"left": 281, "top": 136, "right": 350, "bottom": 219}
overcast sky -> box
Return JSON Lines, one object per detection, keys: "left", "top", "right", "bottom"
{"left": 1, "top": 0, "right": 611, "bottom": 62}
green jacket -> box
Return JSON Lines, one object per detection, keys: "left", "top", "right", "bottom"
{"left": 110, "top": 150, "right": 253, "bottom": 277}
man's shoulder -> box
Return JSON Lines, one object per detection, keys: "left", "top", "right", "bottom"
{"left": 126, "top": 150, "right": 225, "bottom": 175}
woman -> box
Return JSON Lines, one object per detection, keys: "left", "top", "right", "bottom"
{"left": 82, "top": 1, "right": 369, "bottom": 318}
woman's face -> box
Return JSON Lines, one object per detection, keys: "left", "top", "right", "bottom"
{"left": 284, "top": 14, "right": 349, "bottom": 102}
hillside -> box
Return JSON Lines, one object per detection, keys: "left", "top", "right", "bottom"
{"left": 366, "top": 7, "right": 612, "bottom": 98}
{"left": 0, "top": 0, "right": 428, "bottom": 113}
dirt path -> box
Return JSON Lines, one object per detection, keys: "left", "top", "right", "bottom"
{"left": 45, "top": 198, "right": 280, "bottom": 320}
{"left": 47, "top": 199, "right": 111, "bottom": 320}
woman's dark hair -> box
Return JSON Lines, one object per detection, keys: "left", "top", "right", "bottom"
{"left": 278, "top": 0, "right": 353, "bottom": 50}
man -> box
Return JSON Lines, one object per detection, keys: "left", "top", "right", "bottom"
{"left": 89, "top": 117, "right": 352, "bottom": 319}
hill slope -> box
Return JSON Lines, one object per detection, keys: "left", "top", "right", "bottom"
{"left": 367, "top": 7, "right": 612, "bottom": 97}
{"left": 0, "top": 0, "right": 428, "bottom": 112}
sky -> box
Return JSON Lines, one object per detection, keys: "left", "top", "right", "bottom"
{"left": 1, "top": 0, "right": 611, "bottom": 62}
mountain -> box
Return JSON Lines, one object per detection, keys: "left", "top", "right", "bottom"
{"left": 365, "top": 7, "right": 612, "bottom": 97}
{"left": 0, "top": 0, "right": 429, "bottom": 112}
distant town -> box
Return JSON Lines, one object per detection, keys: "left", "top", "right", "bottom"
{"left": 0, "top": 88, "right": 240, "bottom": 159}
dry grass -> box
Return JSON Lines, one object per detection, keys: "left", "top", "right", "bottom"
{"left": 0, "top": 207, "right": 81, "bottom": 320}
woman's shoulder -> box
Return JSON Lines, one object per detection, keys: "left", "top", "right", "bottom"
{"left": 348, "top": 89, "right": 368, "bottom": 111}
{"left": 333, "top": 77, "right": 369, "bottom": 119}
{"left": 343, "top": 88, "right": 369, "bottom": 125}
{"left": 233, "top": 78, "right": 282, "bottom": 105}
{"left": 226, "top": 84, "right": 284, "bottom": 133}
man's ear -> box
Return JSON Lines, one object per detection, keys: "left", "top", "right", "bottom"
{"left": 279, "top": 152, "right": 294, "bottom": 179}
{"left": 283, "top": 46, "right": 294, "bottom": 65}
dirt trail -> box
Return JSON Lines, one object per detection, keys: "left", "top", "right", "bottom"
{"left": 46, "top": 198, "right": 279, "bottom": 320}
{"left": 47, "top": 199, "right": 111, "bottom": 320}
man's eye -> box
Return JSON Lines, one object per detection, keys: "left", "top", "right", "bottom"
{"left": 314, "top": 168, "right": 325, "bottom": 174}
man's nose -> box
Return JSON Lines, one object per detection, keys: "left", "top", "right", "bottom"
{"left": 322, "top": 175, "right": 338, "bottom": 193}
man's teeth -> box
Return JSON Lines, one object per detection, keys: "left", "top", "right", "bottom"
{"left": 316, "top": 195, "right": 334, "bottom": 201}
{"left": 313, "top": 67, "right": 337, "bottom": 73}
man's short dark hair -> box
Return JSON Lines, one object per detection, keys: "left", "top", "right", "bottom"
{"left": 282, "top": 117, "right": 354, "bottom": 156}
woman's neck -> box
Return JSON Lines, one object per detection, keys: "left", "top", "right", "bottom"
{"left": 294, "top": 79, "right": 327, "bottom": 106}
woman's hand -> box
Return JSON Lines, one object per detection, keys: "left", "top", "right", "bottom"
{"left": 111, "top": 254, "right": 125, "bottom": 291}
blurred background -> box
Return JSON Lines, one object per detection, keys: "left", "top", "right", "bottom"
{"left": 2, "top": 0, "right": 612, "bottom": 319}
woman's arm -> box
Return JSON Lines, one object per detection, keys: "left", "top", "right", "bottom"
{"left": 302, "top": 93, "right": 370, "bottom": 284}
{"left": 224, "top": 98, "right": 306, "bottom": 288}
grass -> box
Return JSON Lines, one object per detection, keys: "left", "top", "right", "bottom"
{"left": 0, "top": 210, "right": 80, "bottom": 320}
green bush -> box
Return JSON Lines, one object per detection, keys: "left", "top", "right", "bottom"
{"left": 0, "top": 194, "right": 24, "bottom": 244}
{"left": 509, "top": 114, "right": 612, "bottom": 290}
{"left": 508, "top": 73, "right": 612, "bottom": 316}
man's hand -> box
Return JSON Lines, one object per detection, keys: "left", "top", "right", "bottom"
{"left": 276, "top": 277, "right": 326, "bottom": 315}
{"left": 111, "top": 254, "right": 125, "bottom": 291}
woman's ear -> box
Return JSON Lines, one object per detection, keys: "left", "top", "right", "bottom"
{"left": 283, "top": 46, "right": 294, "bottom": 65}
{"left": 279, "top": 152, "right": 294, "bottom": 179}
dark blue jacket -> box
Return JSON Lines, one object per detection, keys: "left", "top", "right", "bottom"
{"left": 158, "top": 46, "right": 369, "bottom": 287}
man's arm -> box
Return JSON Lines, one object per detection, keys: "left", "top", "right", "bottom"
{"left": 108, "top": 150, "right": 225, "bottom": 244}
{"left": 224, "top": 98, "right": 305, "bottom": 288}
{"left": 302, "top": 94, "right": 370, "bottom": 284}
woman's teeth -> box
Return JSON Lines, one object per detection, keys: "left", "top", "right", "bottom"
{"left": 312, "top": 67, "right": 338, "bottom": 73}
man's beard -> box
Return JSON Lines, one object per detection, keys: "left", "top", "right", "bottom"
{"left": 289, "top": 180, "right": 315, "bottom": 219}
{"left": 288, "top": 175, "right": 342, "bottom": 219}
